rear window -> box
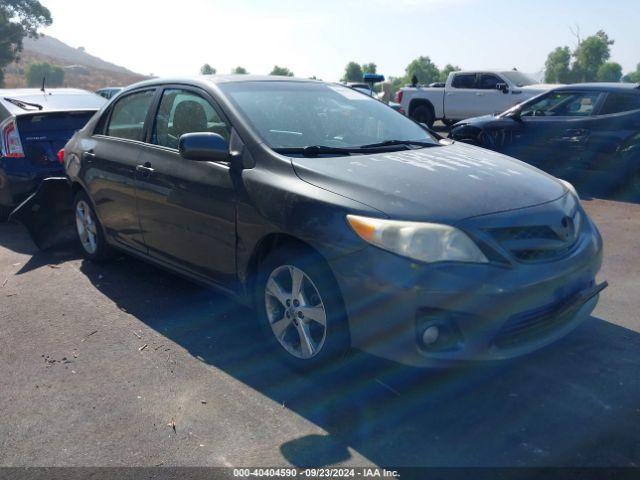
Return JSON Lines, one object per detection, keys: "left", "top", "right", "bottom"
{"left": 16, "top": 111, "right": 96, "bottom": 134}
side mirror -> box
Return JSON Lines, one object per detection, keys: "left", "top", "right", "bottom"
{"left": 496, "top": 83, "right": 509, "bottom": 94}
{"left": 179, "top": 132, "right": 229, "bottom": 162}
{"left": 178, "top": 132, "right": 230, "bottom": 162}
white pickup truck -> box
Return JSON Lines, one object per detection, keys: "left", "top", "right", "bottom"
{"left": 396, "top": 71, "right": 558, "bottom": 127}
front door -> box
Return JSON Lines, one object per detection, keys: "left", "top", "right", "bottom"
{"left": 504, "top": 90, "right": 604, "bottom": 177}
{"left": 134, "top": 87, "right": 237, "bottom": 285}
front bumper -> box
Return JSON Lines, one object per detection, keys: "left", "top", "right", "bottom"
{"left": 329, "top": 214, "right": 604, "bottom": 367}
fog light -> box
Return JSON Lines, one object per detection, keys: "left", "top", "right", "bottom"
{"left": 422, "top": 326, "right": 440, "bottom": 346}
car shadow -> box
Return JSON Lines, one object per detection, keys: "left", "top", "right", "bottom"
{"left": 68, "top": 252, "right": 640, "bottom": 468}
{"left": 0, "top": 222, "right": 82, "bottom": 274}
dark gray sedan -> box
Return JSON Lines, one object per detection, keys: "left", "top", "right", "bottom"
{"left": 13, "top": 76, "right": 605, "bottom": 370}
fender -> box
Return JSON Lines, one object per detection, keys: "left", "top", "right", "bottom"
{"left": 9, "top": 177, "right": 75, "bottom": 250}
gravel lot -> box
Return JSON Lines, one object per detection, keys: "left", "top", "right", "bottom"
{"left": 0, "top": 196, "right": 639, "bottom": 468}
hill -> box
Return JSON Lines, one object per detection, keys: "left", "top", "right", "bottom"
{"left": 3, "top": 35, "right": 149, "bottom": 91}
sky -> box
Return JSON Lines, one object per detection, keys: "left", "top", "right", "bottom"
{"left": 39, "top": 0, "right": 640, "bottom": 81}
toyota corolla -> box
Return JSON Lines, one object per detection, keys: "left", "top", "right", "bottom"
{"left": 12, "top": 76, "right": 606, "bottom": 370}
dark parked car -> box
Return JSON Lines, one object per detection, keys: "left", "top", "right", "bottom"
{"left": 0, "top": 88, "right": 105, "bottom": 218}
{"left": 450, "top": 83, "right": 640, "bottom": 194}
{"left": 13, "top": 76, "right": 605, "bottom": 370}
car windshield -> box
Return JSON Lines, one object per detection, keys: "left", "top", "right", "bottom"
{"left": 501, "top": 71, "right": 537, "bottom": 87}
{"left": 219, "top": 81, "right": 437, "bottom": 150}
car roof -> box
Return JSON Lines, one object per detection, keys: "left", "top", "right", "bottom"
{"left": 0, "top": 88, "right": 106, "bottom": 115}
{"left": 120, "top": 75, "right": 322, "bottom": 93}
{"left": 554, "top": 82, "right": 640, "bottom": 93}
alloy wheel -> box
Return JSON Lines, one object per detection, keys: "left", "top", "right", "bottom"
{"left": 264, "top": 265, "right": 328, "bottom": 359}
{"left": 75, "top": 200, "right": 98, "bottom": 255}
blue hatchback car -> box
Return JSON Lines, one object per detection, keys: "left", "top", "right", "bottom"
{"left": 0, "top": 88, "right": 105, "bottom": 218}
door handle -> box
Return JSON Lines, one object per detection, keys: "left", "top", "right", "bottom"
{"left": 476, "top": 92, "right": 484, "bottom": 96}
{"left": 136, "top": 162, "right": 154, "bottom": 175}
{"left": 565, "top": 128, "right": 589, "bottom": 137}
{"left": 82, "top": 151, "right": 95, "bottom": 161}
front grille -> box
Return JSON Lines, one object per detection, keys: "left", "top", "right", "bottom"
{"left": 484, "top": 212, "right": 582, "bottom": 264}
{"left": 494, "top": 297, "right": 575, "bottom": 349}
{"left": 493, "top": 282, "right": 605, "bottom": 349}
{"left": 512, "top": 244, "right": 575, "bottom": 262}
{"left": 488, "top": 225, "right": 558, "bottom": 242}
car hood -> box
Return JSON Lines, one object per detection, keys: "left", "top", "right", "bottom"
{"left": 290, "top": 142, "right": 566, "bottom": 223}
{"left": 453, "top": 114, "right": 516, "bottom": 129}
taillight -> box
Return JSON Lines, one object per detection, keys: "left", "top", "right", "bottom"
{"left": 1, "top": 118, "right": 25, "bottom": 158}
{"left": 395, "top": 90, "right": 403, "bottom": 104}
{"left": 57, "top": 148, "right": 65, "bottom": 164}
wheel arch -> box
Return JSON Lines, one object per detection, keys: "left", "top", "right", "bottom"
{"left": 408, "top": 98, "right": 435, "bottom": 119}
{"left": 243, "top": 232, "right": 347, "bottom": 318}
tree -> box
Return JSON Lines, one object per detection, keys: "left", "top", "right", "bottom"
{"left": 622, "top": 63, "right": 640, "bottom": 83}
{"left": 544, "top": 46, "right": 573, "bottom": 83}
{"left": 270, "top": 65, "right": 293, "bottom": 77}
{"left": 405, "top": 56, "right": 440, "bottom": 85}
{"left": 362, "top": 62, "right": 377, "bottom": 75}
{"left": 544, "top": 30, "right": 620, "bottom": 84}
{"left": 200, "top": 63, "right": 216, "bottom": 75}
{"left": 342, "top": 61, "right": 363, "bottom": 82}
{"left": 26, "top": 61, "right": 64, "bottom": 87}
{"left": 439, "top": 64, "right": 460, "bottom": 82}
{"left": 597, "top": 62, "right": 622, "bottom": 82}
{"left": 231, "top": 66, "right": 248, "bottom": 74}
{"left": 572, "top": 30, "right": 614, "bottom": 82}
{"left": 0, "top": 0, "right": 52, "bottom": 86}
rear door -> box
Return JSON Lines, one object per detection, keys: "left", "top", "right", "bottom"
{"left": 445, "top": 73, "right": 479, "bottom": 120}
{"left": 86, "top": 88, "right": 157, "bottom": 251}
{"left": 134, "top": 86, "right": 237, "bottom": 285}
{"left": 572, "top": 92, "right": 640, "bottom": 188}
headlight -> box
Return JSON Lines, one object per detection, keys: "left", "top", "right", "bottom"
{"left": 559, "top": 179, "right": 579, "bottom": 199}
{"left": 346, "top": 215, "right": 488, "bottom": 264}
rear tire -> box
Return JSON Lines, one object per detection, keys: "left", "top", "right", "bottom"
{"left": 256, "top": 245, "right": 350, "bottom": 371}
{"left": 73, "top": 191, "right": 112, "bottom": 261}
{"left": 411, "top": 104, "right": 435, "bottom": 129}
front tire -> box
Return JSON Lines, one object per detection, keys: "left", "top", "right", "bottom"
{"left": 73, "top": 192, "right": 112, "bottom": 261}
{"left": 256, "top": 246, "right": 350, "bottom": 371}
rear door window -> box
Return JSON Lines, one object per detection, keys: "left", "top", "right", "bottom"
{"left": 106, "top": 90, "right": 155, "bottom": 141}
{"left": 598, "top": 93, "right": 640, "bottom": 115}
{"left": 451, "top": 74, "right": 477, "bottom": 89}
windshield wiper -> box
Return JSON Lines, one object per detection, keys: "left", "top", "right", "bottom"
{"left": 273, "top": 140, "right": 439, "bottom": 157}
{"left": 3, "top": 97, "right": 44, "bottom": 111}
{"left": 274, "top": 145, "right": 361, "bottom": 157}
{"left": 358, "top": 139, "right": 438, "bottom": 149}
